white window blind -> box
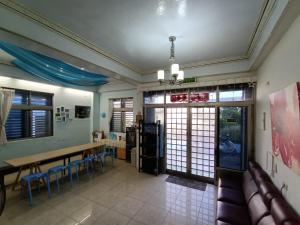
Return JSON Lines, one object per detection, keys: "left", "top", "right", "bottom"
{"left": 110, "top": 98, "right": 134, "bottom": 133}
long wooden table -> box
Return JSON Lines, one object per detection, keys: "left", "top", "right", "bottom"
{"left": 5, "top": 139, "right": 125, "bottom": 191}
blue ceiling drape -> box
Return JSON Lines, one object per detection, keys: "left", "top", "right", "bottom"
{"left": 0, "top": 40, "right": 108, "bottom": 87}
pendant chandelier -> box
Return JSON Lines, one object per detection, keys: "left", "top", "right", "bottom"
{"left": 157, "top": 36, "right": 184, "bottom": 85}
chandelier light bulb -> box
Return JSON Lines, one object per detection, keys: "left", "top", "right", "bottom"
{"left": 157, "top": 70, "right": 165, "bottom": 80}
{"left": 171, "top": 64, "right": 179, "bottom": 75}
{"left": 177, "top": 70, "right": 184, "bottom": 81}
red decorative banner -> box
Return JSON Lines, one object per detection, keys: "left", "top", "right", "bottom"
{"left": 170, "top": 93, "right": 188, "bottom": 102}
{"left": 190, "top": 92, "right": 209, "bottom": 102}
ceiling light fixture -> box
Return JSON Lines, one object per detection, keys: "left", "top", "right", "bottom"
{"left": 157, "top": 36, "right": 184, "bottom": 85}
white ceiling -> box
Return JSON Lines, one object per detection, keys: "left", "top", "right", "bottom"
{"left": 16, "top": 0, "right": 266, "bottom": 73}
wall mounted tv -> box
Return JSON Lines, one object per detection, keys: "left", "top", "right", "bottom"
{"left": 75, "top": 105, "right": 91, "bottom": 118}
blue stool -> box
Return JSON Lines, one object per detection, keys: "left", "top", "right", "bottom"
{"left": 96, "top": 152, "right": 105, "bottom": 172}
{"left": 21, "top": 172, "right": 51, "bottom": 206}
{"left": 103, "top": 146, "right": 116, "bottom": 166}
{"left": 68, "top": 160, "right": 84, "bottom": 185}
{"left": 84, "top": 155, "right": 95, "bottom": 174}
{"left": 48, "top": 165, "right": 66, "bottom": 191}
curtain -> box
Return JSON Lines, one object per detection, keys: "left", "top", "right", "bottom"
{"left": 0, "top": 89, "right": 15, "bottom": 145}
{"left": 0, "top": 41, "right": 108, "bottom": 87}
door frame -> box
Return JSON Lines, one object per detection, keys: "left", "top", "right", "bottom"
{"left": 143, "top": 101, "right": 254, "bottom": 183}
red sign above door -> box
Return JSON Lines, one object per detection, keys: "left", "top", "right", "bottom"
{"left": 170, "top": 93, "right": 210, "bottom": 103}
{"left": 170, "top": 93, "right": 188, "bottom": 102}
{"left": 190, "top": 93, "right": 210, "bottom": 102}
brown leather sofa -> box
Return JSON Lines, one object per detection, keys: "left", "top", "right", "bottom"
{"left": 216, "top": 161, "right": 300, "bottom": 225}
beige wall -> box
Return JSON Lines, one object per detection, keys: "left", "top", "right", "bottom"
{"left": 255, "top": 14, "right": 300, "bottom": 213}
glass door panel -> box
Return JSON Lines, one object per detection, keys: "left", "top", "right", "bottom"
{"left": 166, "top": 108, "right": 188, "bottom": 173}
{"left": 219, "top": 107, "right": 247, "bottom": 170}
{"left": 191, "top": 107, "right": 216, "bottom": 179}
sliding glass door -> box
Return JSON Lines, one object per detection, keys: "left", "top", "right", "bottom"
{"left": 165, "top": 107, "right": 216, "bottom": 181}
{"left": 166, "top": 108, "right": 188, "bottom": 173}
{"left": 191, "top": 107, "right": 216, "bottom": 179}
{"left": 218, "top": 107, "right": 247, "bottom": 170}
{"left": 145, "top": 105, "right": 249, "bottom": 181}
{"left": 143, "top": 84, "right": 254, "bottom": 181}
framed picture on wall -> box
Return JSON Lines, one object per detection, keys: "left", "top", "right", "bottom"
{"left": 269, "top": 82, "right": 300, "bottom": 175}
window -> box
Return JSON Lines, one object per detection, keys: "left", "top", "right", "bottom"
{"left": 5, "top": 89, "right": 53, "bottom": 140}
{"left": 144, "top": 91, "right": 164, "bottom": 104}
{"left": 219, "top": 83, "right": 253, "bottom": 102}
{"left": 143, "top": 83, "right": 254, "bottom": 104}
{"left": 110, "top": 98, "right": 134, "bottom": 133}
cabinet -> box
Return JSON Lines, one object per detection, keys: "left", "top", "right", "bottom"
{"left": 138, "top": 120, "right": 162, "bottom": 175}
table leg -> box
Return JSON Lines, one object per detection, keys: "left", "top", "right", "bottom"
{"left": 29, "top": 164, "right": 34, "bottom": 174}
{"left": 0, "top": 173, "right": 6, "bottom": 216}
{"left": 36, "top": 165, "right": 46, "bottom": 187}
{"left": 11, "top": 166, "right": 23, "bottom": 191}
{"left": 63, "top": 159, "right": 66, "bottom": 175}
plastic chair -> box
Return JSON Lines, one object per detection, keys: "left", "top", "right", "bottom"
{"left": 108, "top": 132, "right": 117, "bottom": 140}
{"left": 104, "top": 132, "right": 118, "bottom": 165}
{"left": 84, "top": 155, "right": 96, "bottom": 174}
{"left": 96, "top": 152, "right": 105, "bottom": 172}
{"left": 102, "top": 146, "right": 116, "bottom": 166}
{"left": 48, "top": 165, "right": 66, "bottom": 192}
{"left": 68, "top": 160, "right": 84, "bottom": 185}
{"left": 20, "top": 172, "right": 51, "bottom": 206}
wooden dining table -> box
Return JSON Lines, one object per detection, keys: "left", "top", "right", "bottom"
{"left": 5, "top": 139, "right": 126, "bottom": 191}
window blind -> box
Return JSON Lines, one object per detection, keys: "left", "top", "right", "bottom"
{"left": 110, "top": 111, "right": 122, "bottom": 133}
{"left": 5, "top": 109, "right": 27, "bottom": 140}
{"left": 5, "top": 88, "right": 53, "bottom": 140}
{"left": 110, "top": 98, "right": 133, "bottom": 133}
{"left": 31, "top": 110, "right": 52, "bottom": 138}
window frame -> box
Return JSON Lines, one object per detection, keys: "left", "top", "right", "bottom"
{"left": 110, "top": 98, "right": 134, "bottom": 133}
{"left": 5, "top": 87, "right": 54, "bottom": 141}
{"left": 143, "top": 83, "right": 255, "bottom": 105}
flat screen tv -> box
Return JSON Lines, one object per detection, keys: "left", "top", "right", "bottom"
{"left": 75, "top": 105, "right": 91, "bottom": 118}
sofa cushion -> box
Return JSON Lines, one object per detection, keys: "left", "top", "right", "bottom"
{"left": 252, "top": 167, "right": 271, "bottom": 184}
{"left": 249, "top": 161, "right": 260, "bottom": 175}
{"left": 243, "top": 178, "right": 259, "bottom": 203}
{"left": 219, "top": 177, "right": 241, "bottom": 191}
{"left": 217, "top": 201, "right": 251, "bottom": 225}
{"left": 271, "top": 198, "right": 300, "bottom": 225}
{"left": 257, "top": 215, "right": 276, "bottom": 225}
{"left": 243, "top": 171, "right": 254, "bottom": 184}
{"left": 248, "top": 194, "right": 269, "bottom": 225}
{"left": 218, "top": 187, "right": 245, "bottom": 205}
{"left": 258, "top": 181, "right": 281, "bottom": 208}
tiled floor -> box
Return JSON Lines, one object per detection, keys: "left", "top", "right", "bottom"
{"left": 0, "top": 160, "right": 217, "bottom": 225}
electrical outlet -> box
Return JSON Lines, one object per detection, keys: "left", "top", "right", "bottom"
{"left": 281, "top": 182, "right": 288, "bottom": 194}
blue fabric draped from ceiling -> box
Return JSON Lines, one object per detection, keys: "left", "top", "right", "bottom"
{"left": 0, "top": 40, "right": 108, "bottom": 87}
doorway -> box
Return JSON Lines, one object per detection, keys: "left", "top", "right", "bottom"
{"left": 143, "top": 83, "right": 254, "bottom": 182}
{"left": 145, "top": 105, "right": 250, "bottom": 182}
{"left": 164, "top": 107, "right": 216, "bottom": 181}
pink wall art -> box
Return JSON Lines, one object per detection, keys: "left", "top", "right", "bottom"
{"left": 269, "top": 82, "right": 300, "bottom": 175}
